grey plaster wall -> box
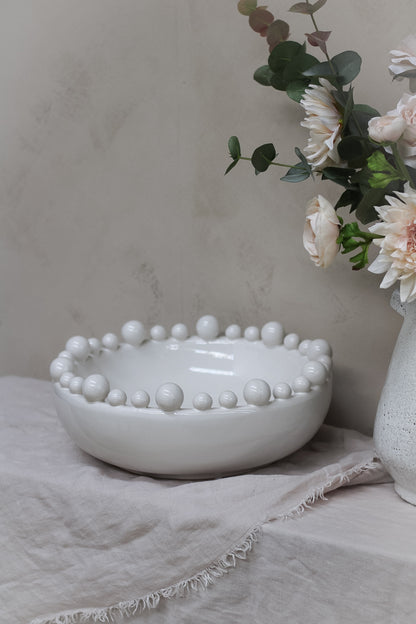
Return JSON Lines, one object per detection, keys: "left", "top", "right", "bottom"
{"left": 1, "top": 0, "right": 412, "bottom": 433}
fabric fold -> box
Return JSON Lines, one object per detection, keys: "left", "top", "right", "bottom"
{"left": 0, "top": 377, "right": 390, "bottom": 624}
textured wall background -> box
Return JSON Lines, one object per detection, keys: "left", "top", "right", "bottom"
{"left": 1, "top": 0, "right": 413, "bottom": 433}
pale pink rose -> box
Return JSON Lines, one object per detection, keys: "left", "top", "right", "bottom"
{"left": 368, "top": 114, "right": 406, "bottom": 143}
{"left": 395, "top": 93, "right": 416, "bottom": 165}
{"left": 389, "top": 35, "right": 416, "bottom": 91}
{"left": 303, "top": 195, "right": 340, "bottom": 268}
{"left": 368, "top": 189, "right": 416, "bottom": 302}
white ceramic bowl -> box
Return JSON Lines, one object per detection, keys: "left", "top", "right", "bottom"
{"left": 51, "top": 316, "right": 332, "bottom": 478}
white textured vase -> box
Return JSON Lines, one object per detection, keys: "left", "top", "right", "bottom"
{"left": 374, "top": 290, "right": 416, "bottom": 505}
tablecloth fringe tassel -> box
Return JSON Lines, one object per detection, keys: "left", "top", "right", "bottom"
{"left": 29, "top": 456, "right": 381, "bottom": 624}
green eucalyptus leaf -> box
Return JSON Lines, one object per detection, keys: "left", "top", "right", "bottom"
{"left": 251, "top": 143, "right": 277, "bottom": 172}
{"left": 331, "top": 50, "right": 362, "bottom": 85}
{"left": 280, "top": 164, "right": 311, "bottom": 182}
{"left": 283, "top": 51, "right": 320, "bottom": 82}
{"left": 268, "top": 41, "right": 302, "bottom": 73}
{"left": 228, "top": 136, "right": 241, "bottom": 160}
{"left": 302, "top": 60, "right": 333, "bottom": 79}
{"left": 286, "top": 79, "right": 309, "bottom": 102}
{"left": 270, "top": 72, "right": 288, "bottom": 91}
{"left": 224, "top": 159, "right": 239, "bottom": 175}
{"left": 253, "top": 65, "right": 274, "bottom": 86}
{"left": 353, "top": 104, "right": 380, "bottom": 117}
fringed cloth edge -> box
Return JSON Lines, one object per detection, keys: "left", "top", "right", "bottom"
{"left": 29, "top": 458, "right": 381, "bottom": 624}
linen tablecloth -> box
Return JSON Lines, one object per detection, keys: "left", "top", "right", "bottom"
{"left": 0, "top": 376, "right": 390, "bottom": 624}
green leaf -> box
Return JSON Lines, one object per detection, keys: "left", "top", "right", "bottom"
{"left": 286, "top": 79, "right": 309, "bottom": 102}
{"left": 228, "top": 136, "right": 241, "bottom": 160}
{"left": 237, "top": 0, "right": 257, "bottom": 15}
{"left": 283, "top": 51, "right": 320, "bottom": 82}
{"left": 337, "top": 136, "right": 375, "bottom": 168}
{"left": 280, "top": 149, "right": 312, "bottom": 182}
{"left": 303, "top": 50, "right": 362, "bottom": 86}
{"left": 253, "top": 65, "right": 274, "bottom": 86}
{"left": 342, "top": 88, "right": 354, "bottom": 131}
{"left": 224, "top": 159, "right": 239, "bottom": 175}
{"left": 280, "top": 164, "right": 310, "bottom": 182}
{"left": 268, "top": 41, "right": 303, "bottom": 73}
{"left": 321, "top": 167, "right": 355, "bottom": 187}
{"left": 353, "top": 104, "right": 380, "bottom": 117}
{"left": 251, "top": 143, "right": 277, "bottom": 172}
{"left": 334, "top": 189, "right": 362, "bottom": 210}
{"left": 331, "top": 50, "right": 362, "bottom": 85}
{"left": 355, "top": 187, "right": 385, "bottom": 223}
{"left": 302, "top": 59, "right": 333, "bottom": 79}
{"left": 367, "top": 151, "right": 402, "bottom": 188}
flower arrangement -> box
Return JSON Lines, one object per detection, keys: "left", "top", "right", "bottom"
{"left": 226, "top": 0, "right": 416, "bottom": 303}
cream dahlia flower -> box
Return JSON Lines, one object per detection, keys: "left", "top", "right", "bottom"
{"left": 303, "top": 195, "right": 340, "bottom": 268}
{"left": 300, "top": 79, "right": 343, "bottom": 169}
{"left": 368, "top": 189, "right": 416, "bottom": 302}
{"left": 389, "top": 34, "right": 416, "bottom": 91}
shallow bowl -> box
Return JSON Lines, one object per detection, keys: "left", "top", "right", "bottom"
{"left": 50, "top": 316, "right": 332, "bottom": 479}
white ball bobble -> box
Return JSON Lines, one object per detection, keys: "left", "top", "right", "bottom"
{"left": 273, "top": 382, "right": 292, "bottom": 400}
{"left": 88, "top": 338, "right": 101, "bottom": 354}
{"left": 318, "top": 354, "right": 332, "bottom": 371}
{"left": 59, "top": 372, "right": 74, "bottom": 388}
{"left": 298, "top": 340, "right": 311, "bottom": 356}
{"left": 303, "top": 361, "right": 328, "bottom": 386}
{"left": 58, "top": 350, "right": 74, "bottom": 362}
{"left": 102, "top": 333, "right": 119, "bottom": 351}
{"left": 171, "top": 323, "right": 188, "bottom": 341}
{"left": 65, "top": 336, "right": 90, "bottom": 361}
{"left": 243, "top": 379, "right": 271, "bottom": 406}
{"left": 50, "top": 357, "right": 73, "bottom": 381}
{"left": 131, "top": 390, "right": 150, "bottom": 408}
{"left": 244, "top": 326, "right": 260, "bottom": 341}
{"left": 82, "top": 374, "right": 110, "bottom": 403}
{"left": 155, "top": 383, "right": 184, "bottom": 412}
{"left": 196, "top": 315, "right": 219, "bottom": 341}
{"left": 121, "top": 321, "right": 146, "bottom": 346}
{"left": 107, "top": 389, "right": 127, "bottom": 406}
{"left": 193, "top": 392, "right": 213, "bottom": 411}
{"left": 150, "top": 325, "right": 167, "bottom": 341}
{"left": 284, "top": 333, "right": 300, "bottom": 350}
{"left": 292, "top": 376, "right": 312, "bottom": 393}
{"left": 261, "top": 322, "right": 284, "bottom": 347}
{"left": 219, "top": 390, "right": 238, "bottom": 409}
{"left": 225, "top": 324, "right": 241, "bottom": 340}
{"left": 69, "top": 376, "right": 84, "bottom": 394}
{"left": 307, "top": 339, "right": 332, "bottom": 361}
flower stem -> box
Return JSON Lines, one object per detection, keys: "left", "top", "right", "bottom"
{"left": 239, "top": 156, "right": 294, "bottom": 168}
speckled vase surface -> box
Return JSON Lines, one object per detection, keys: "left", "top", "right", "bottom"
{"left": 374, "top": 290, "right": 416, "bottom": 505}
